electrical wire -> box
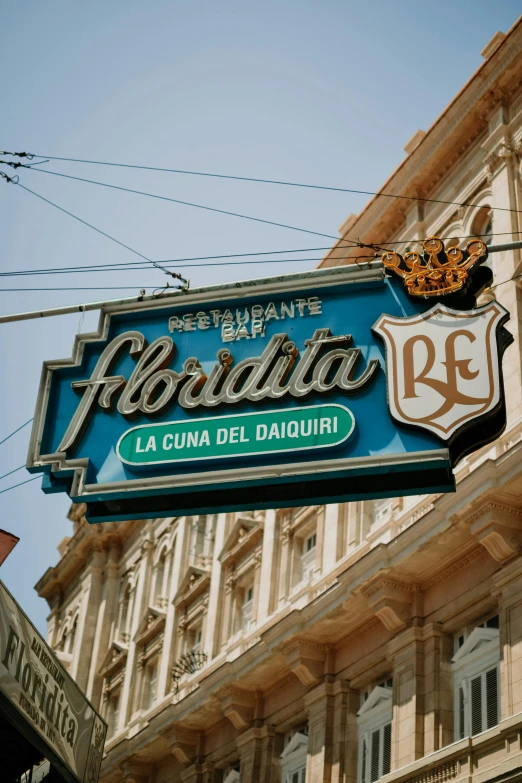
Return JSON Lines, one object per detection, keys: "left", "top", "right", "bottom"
{"left": 0, "top": 418, "right": 33, "bottom": 447}
{"left": 0, "top": 475, "right": 39, "bottom": 494}
{"left": 4, "top": 181, "right": 188, "bottom": 287}
{"left": 0, "top": 257, "right": 372, "bottom": 279}
{"left": 0, "top": 465, "right": 25, "bottom": 481}
{"left": 16, "top": 183, "right": 164, "bottom": 269}
{"left": 0, "top": 233, "right": 516, "bottom": 281}
{"left": 18, "top": 166, "right": 371, "bottom": 248}
{"left": 9, "top": 152, "right": 522, "bottom": 216}
{"left": 0, "top": 286, "right": 155, "bottom": 292}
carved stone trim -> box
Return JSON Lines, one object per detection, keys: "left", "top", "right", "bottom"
{"left": 281, "top": 639, "right": 327, "bottom": 686}
{"left": 423, "top": 547, "right": 485, "bottom": 589}
{"left": 218, "top": 687, "right": 258, "bottom": 729}
{"left": 120, "top": 757, "right": 152, "bottom": 783}
{"left": 466, "top": 501, "right": 522, "bottom": 564}
{"left": 360, "top": 574, "right": 418, "bottom": 633}
{"left": 161, "top": 725, "right": 200, "bottom": 766}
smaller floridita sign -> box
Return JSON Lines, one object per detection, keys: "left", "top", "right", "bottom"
{"left": 0, "top": 581, "right": 106, "bottom": 782}
{"left": 26, "top": 239, "right": 512, "bottom": 522}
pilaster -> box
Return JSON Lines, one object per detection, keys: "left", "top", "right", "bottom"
{"left": 204, "top": 514, "right": 226, "bottom": 658}
{"left": 331, "top": 680, "right": 359, "bottom": 783}
{"left": 491, "top": 556, "right": 522, "bottom": 718}
{"left": 71, "top": 543, "right": 104, "bottom": 689}
{"left": 86, "top": 547, "right": 120, "bottom": 705}
{"left": 257, "top": 510, "right": 278, "bottom": 623}
{"left": 421, "top": 623, "right": 453, "bottom": 754}
{"left": 158, "top": 518, "right": 187, "bottom": 698}
{"left": 322, "top": 504, "right": 341, "bottom": 573}
{"left": 387, "top": 627, "right": 424, "bottom": 769}
{"left": 119, "top": 546, "right": 149, "bottom": 730}
{"left": 236, "top": 725, "right": 264, "bottom": 783}
{"left": 304, "top": 678, "right": 336, "bottom": 783}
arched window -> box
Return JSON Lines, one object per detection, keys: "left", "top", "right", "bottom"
{"left": 471, "top": 206, "right": 493, "bottom": 246}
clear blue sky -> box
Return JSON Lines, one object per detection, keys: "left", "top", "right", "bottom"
{"left": 1, "top": 0, "right": 520, "bottom": 632}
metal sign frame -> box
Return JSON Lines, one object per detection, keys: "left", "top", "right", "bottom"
{"left": 27, "top": 261, "right": 509, "bottom": 522}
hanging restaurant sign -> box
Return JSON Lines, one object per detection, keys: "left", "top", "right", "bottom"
{"left": 0, "top": 581, "right": 107, "bottom": 783}
{"left": 26, "top": 238, "right": 512, "bottom": 522}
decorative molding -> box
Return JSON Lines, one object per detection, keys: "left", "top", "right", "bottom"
{"left": 174, "top": 566, "right": 211, "bottom": 609}
{"left": 360, "top": 574, "right": 419, "bottom": 633}
{"left": 281, "top": 639, "right": 327, "bottom": 686}
{"left": 119, "top": 757, "right": 152, "bottom": 783}
{"left": 161, "top": 725, "right": 200, "bottom": 766}
{"left": 218, "top": 687, "right": 258, "bottom": 729}
{"left": 465, "top": 501, "right": 522, "bottom": 563}
{"left": 219, "top": 517, "right": 264, "bottom": 569}
{"left": 423, "top": 547, "right": 485, "bottom": 589}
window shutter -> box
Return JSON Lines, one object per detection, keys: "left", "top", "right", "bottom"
{"left": 370, "top": 729, "right": 380, "bottom": 783}
{"left": 458, "top": 686, "right": 465, "bottom": 740}
{"left": 361, "top": 738, "right": 367, "bottom": 783}
{"left": 382, "top": 723, "right": 391, "bottom": 776}
{"left": 470, "top": 675, "right": 483, "bottom": 735}
{"left": 485, "top": 667, "right": 499, "bottom": 729}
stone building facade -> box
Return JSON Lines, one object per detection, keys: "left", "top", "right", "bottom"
{"left": 35, "top": 18, "right": 522, "bottom": 783}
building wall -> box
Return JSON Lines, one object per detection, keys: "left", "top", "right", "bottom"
{"left": 35, "top": 19, "right": 522, "bottom": 783}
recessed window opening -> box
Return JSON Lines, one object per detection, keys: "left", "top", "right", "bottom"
{"left": 452, "top": 621, "right": 500, "bottom": 739}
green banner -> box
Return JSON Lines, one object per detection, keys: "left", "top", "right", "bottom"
{"left": 117, "top": 404, "right": 355, "bottom": 466}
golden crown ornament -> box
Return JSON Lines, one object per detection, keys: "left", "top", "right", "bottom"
{"left": 381, "top": 236, "right": 488, "bottom": 298}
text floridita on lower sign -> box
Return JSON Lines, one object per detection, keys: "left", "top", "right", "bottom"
{"left": 168, "top": 297, "right": 322, "bottom": 342}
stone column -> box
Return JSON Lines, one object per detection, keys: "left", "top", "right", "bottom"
{"left": 158, "top": 518, "right": 187, "bottom": 698}
{"left": 322, "top": 504, "right": 341, "bottom": 574}
{"left": 482, "top": 105, "right": 522, "bottom": 424}
{"left": 119, "top": 548, "right": 149, "bottom": 730}
{"left": 71, "top": 543, "right": 104, "bottom": 689}
{"left": 331, "top": 681, "right": 358, "bottom": 783}
{"left": 421, "top": 623, "right": 453, "bottom": 754}
{"left": 236, "top": 725, "right": 264, "bottom": 783}
{"left": 304, "top": 678, "right": 335, "bottom": 783}
{"left": 492, "top": 558, "right": 522, "bottom": 719}
{"left": 346, "top": 502, "right": 371, "bottom": 552}
{"left": 252, "top": 551, "right": 263, "bottom": 625}
{"left": 257, "top": 509, "right": 278, "bottom": 623}
{"left": 258, "top": 725, "right": 279, "bottom": 783}
{"left": 278, "top": 526, "right": 292, "bottom": 605}
{"left": 86, "top": 547, "right": 120, "bottom": 705}
{"left": 204, "top": 513, "right": 226, "bottom": 658}
{"left": 220, "top": 570, "right": 236, "bottom": 648}
{"left": 388, "top": 627, "right": 424, "bottom": 769}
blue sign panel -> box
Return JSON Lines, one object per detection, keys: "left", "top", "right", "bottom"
{"left": 26, "top": 257, "right": 510, "bottom": 523}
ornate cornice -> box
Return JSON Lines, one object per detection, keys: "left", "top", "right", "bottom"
{"left": 423, "top": 546, "right": 485, "bottom": 589}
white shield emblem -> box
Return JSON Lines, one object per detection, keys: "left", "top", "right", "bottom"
{"left": 373, "top": 302, "right": 508, "bottom": 440}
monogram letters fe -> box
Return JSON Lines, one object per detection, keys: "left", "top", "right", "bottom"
{"left": 373, "top": 302, "right": 512, "bottom": 459}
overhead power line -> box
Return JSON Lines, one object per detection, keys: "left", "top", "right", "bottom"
{"left": 4, "top": 151, "right": 521, "bottom": 215}
{"left": 0, "top": 465, "right": 26, "bottom": 481}
{"left": 12, "top": 182, "right": 189, "bottom": 288}
{"left": 0, "top": 232, "right": 516, "bottom": 281}
{"left": 0, "top": 418, "right": 33, "bottom": 447}
{"left": 0, "top": 286, "right": 156, "bottom": 292}
{"left": 0, "top": 475, "right": 39, "bottom": 495}
{"left": 19, "top": 166, "right": 373, "bottom": 248}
